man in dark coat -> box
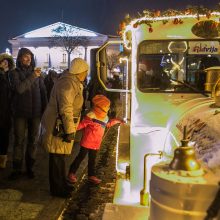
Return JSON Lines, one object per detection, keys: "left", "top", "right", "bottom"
{"left": 9, "top": 48, "right": 47, "bottom": 180}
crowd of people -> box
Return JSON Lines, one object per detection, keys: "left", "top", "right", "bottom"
{"left": 0, "top": 47, "right": 122, "bottom": 198}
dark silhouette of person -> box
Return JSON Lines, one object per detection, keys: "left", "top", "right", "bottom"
{"left": 0, "top": 53, "right": 15, "bottom": 168}
{"left": 44, "top": 69, "right": 58, "bottom": 100}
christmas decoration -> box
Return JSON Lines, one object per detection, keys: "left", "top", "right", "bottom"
{"left": 149, "top": 27, "right": 153, "bottom": 33}
{"left": 117, "top": 4, "right": 220, "bottom": 48}
{"left": 192, "top": 20, "right": 220, "bottom": 38}
{"left": 117, "top": 5, "right": 220, "bottom": 34}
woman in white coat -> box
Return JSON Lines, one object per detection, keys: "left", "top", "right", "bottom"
{"left": 41, "top": 58, "right": 89, "bottom": 197}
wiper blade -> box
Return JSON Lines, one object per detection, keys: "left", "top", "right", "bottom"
{"left": 170, "top": 78, "right": 209, "bottom": 97}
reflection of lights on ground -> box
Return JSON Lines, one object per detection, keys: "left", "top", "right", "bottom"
{"left": 0, "top": 189, "right": 44, "bottom": 219}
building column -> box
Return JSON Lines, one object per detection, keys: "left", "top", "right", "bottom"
{"left": 84, "top": 46, "right": 88, "bottom": 61}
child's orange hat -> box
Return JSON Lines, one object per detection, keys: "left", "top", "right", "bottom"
{"left": 92, "top": 95, "right": 110, "bottom": 110}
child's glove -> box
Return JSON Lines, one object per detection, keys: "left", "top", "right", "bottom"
{"left": 117, "top": 118, "right": 126, "bottom": 124}
{"left": 107, "top": 118, "right": 126, "bottom": 128}
{"left": 62, "top": 133, "right": 75, "bottom": 143}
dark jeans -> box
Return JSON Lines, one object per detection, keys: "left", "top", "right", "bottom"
{"left": 13, "top": 117, "right": 40, "bottom": 171}
{"left": 49, "top": 153, "right": 70, "bottom": 196}
{"left": 0, "top": 126, "right": 11, "bottom": 155}
{"left": 69, "top": 146, "right": 98, "bottom": 176}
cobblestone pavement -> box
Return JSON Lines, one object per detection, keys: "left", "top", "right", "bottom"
{"left": 0, "top": 131, "right": 86, "bottom": 220}
{"left": 59, "top": 125, "right": 118, "bottom": 220}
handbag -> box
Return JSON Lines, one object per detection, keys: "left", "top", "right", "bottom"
{"left": 52, "top": 93, "right": 65, "bottom": 137}
{"left": 53, "top": 115, "right": 65, "bottom": 137}
{"left": 52, "top": 88, "right": 80, "bottom": 138}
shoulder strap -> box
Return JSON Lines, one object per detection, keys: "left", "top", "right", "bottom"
{"left": 55, "top": 87, "right": 61, "bottom": 118}
{"left": 92, "top": 118, "right": 107, "bottom": 127}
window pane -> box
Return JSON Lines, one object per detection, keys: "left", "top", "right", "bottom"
{"left": 138, "top": 40, "right": 220, "bottom": 93}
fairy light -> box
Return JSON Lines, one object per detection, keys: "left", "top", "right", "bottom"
{"left": 168, "top": 41, "right": 188, "bottom": 53}
{"left": 122, "top": 11, "right": 220, "bottom": 49}
{"left": 115, "top": 125, "right": 126, "bottom": 173}
{"left": 170, "top": 57, "right": 185, "bottom": 75}
{"left": 122, "top": 29, "right": 132, "bottom": 50}
{"left": 119, "top": 57, "right": 129, "bottom": 122}
{"left": 130, "top": 12, "right": 220, "bottom": 25}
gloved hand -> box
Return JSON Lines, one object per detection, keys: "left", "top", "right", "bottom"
{"left": 116, "top": 118, "right": 126, "bottom": 124}
{"left": 62, "top": 133, "right": 75, "bottom": 143}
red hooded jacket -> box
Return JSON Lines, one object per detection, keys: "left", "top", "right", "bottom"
{"left": 77, "top": 111, "right": 121, "bottom": 150}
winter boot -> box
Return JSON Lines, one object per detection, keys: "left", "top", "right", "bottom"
{"left": 88, "top": 176, "right": 102, "bottom": 185}
{"left": 67, "top": 173, "right": 77, "bottom": 184}
{"left": 0, "top": 155, "right": 7, "bottom": 169}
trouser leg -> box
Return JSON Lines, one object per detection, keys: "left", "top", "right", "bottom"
{"left": 49, "top": 153, "right": 68, "bottom": 195}
{"left": 88, "top": 149, "right": 98, "bottom": 176}
{"left": 69, "top": 146, "right": 88, "bottom": 174}
{"left": 0, "top": 127, "right": 10, "bottom": 155}
{"left": 0, "top": 127, "right": 10, "bottom": 168}
{"left": 13, "top": 117, "right": 27, "bottom": 171}
{"left": 25, "top": 117, "right": 40, "bottom": 172}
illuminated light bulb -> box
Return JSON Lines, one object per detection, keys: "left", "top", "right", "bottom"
{"left": 154, "top": 10, "right": 161, "bottom": 17}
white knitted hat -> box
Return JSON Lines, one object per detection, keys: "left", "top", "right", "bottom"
{"left": 69, "top": 58, "right": 89, "bottom": 74}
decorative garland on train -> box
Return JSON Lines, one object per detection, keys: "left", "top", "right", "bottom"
{"left": 118, "top": 5, "right": 220, "bottom": 43}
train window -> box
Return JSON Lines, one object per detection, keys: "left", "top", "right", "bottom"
{"left": 138, "top": 40, "right": 220, "bottom": 93}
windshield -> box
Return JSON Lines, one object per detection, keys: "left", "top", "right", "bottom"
{"left": 138, "top": 40, "right": 220, "bottom": 93}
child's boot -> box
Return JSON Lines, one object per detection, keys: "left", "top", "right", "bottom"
{"left": 88, "top": 176, "right": 102, "bottom": 185}
{"left": 67, "top": 172, "right": 77, "bottom": 184}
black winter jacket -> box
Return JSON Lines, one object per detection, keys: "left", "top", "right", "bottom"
{"left": 0, "top": 69, "right": 12, "bottom": 128}
{"left": 11, "top": 48, "right": 47, "bottom": 118}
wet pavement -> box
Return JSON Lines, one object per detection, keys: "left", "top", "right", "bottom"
{"left": 0, "top": 131, "right": 87, "bottom": 220}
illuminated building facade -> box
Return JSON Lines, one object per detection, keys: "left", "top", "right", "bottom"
{"left": 8, "top": 22, "right": 108, "bottom": 72}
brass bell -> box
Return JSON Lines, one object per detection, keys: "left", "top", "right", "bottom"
{"left": 169, "top": 126, "right": 201, "bottom": 171}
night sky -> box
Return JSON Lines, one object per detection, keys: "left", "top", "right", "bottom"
{"left": 1, "top": 0, "right": 220, "bottom": 52}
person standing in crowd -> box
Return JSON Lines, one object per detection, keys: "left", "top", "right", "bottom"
{"left": 41, "top": 58, "right": 89, "bottom": 198}
{"left": 67, "top": 94, "right": 123, "bottom": 185}
{"left": 44, "top": 69, "right": 58, "bottom": 101}
{"left": 9, "top": 48, "right": 47, "bottom": 180}
{"left": 107, "top": 73, "right": 122, "bottom": 117}
{"left": 87, "top": 76, "right": 106, "bottom": 106}
{"left": 0, "top": 53, "right": 15, "bottom": 168}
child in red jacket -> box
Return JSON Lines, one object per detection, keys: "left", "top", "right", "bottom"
{"left": 68, "top": 94, "right": 122, "bottom": 185}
